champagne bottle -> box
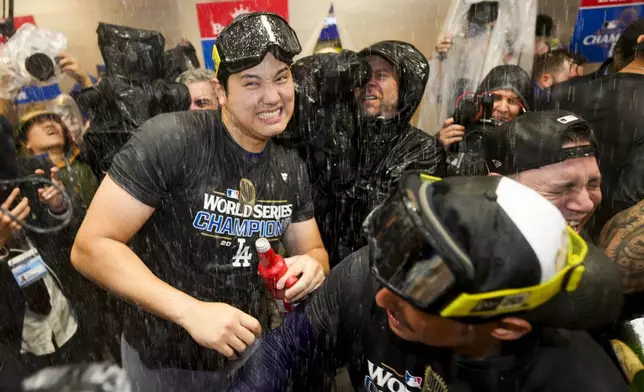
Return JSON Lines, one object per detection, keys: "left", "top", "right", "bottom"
{"left": 611, "top": 317, "right": 644, "bottom": 391}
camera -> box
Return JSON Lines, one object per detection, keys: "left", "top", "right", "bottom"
{"left": 446, "top": 92, "right": 501, "bottom": 176}
{"left": 467, "top": 1, "right": 499, "bottom": 28}
{"left": 71, "top": 23, "right": 191, "bottom": 178}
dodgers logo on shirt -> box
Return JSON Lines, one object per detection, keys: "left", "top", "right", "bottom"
{"left": 192, "top": 177, "right": 294, "bottom": 268}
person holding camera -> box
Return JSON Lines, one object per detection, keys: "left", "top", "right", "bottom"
{"left": 279, "top": 41, "right": 445, "bottom": 266}
{"left": 71, "top": 12, "right": 328, "bottom": 391}
{"left": 0, "top": 123, "right": 98, "bottom": 387}
{"left": 16, "top": 108, "right": 98, "bottom": 213}
{"left": 438, "top": 64, "right": 532, "bottom": 152}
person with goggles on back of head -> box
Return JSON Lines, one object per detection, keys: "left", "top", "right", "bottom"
{"left": 71, "top": 12, "right": 329, "bottom": 392}
{"left": 226, "top": 174, "right": 626, "bottom": 392}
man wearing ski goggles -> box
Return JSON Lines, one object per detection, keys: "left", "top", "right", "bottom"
{"left": 228, "top": 174, "right": 626, "bottom": 392}
{"left": 72, "top": 12, "right": 329, "bottom": 392}
{"left": 212, "top": 12, "right": 302, "bottom": 87}
{"left": 365, "top": 173, "right": 584, "bottom": 323}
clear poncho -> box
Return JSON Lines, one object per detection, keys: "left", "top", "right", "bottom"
{"left": 418, "top": 0, "right": 537, "bottom": 134}
{"left": 0, "top": 23, "right": 67, "bottom": 99}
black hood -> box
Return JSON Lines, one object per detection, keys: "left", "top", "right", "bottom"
{"left": 359, "top": 40, "right": 430, "bottom": 125}
{"left": 476, "top": 65, "right": 532, "bottom": 110}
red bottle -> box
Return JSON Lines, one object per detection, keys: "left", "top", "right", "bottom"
{"left": 256, "top": 238, "right": 299, "bottom": 313}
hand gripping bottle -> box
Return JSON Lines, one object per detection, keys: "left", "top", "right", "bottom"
{"left": 255, "top": 238, "right": 299, "bottom": 313}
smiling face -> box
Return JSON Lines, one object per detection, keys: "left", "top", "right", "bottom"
{"left": 217, "top": 53, "right": 295, "bottom": 149}
{"left": 490, "top": 90, "right": 524, "bottom": 123}
{"left": 513, "top": 142, "right": 602, "bottom": 233}
{"left": 374, "top": 287, "right": 477, "bottom": 347}
{"left": 356, "top": 55, "right": 400, "bottom": 119}
{"left": 24, "top": 115, "right": 66, "bottom": 154}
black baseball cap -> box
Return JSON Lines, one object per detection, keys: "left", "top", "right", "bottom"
{"left": 365, "top": 174, "right": 622, "bottom": 328}
{"left": 484, "top": 110, "right": 597, "bottom": 175}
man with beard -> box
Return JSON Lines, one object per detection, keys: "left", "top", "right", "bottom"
{"left": 226, "top": 175, "right": 625, "bottom": 392}
{"left": 281, "top": 41, "right": 444, "bottom": 266}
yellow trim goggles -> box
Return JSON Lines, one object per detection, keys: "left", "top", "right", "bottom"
{"left": 363, "top": 173, "right": 587, "bottom": 319}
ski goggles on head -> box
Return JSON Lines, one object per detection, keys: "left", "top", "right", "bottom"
{"left": 213, "top": 12, "right": 302, "bottom": 77}
{"left": 363, "top": 173, "right": 588, "bottom": 319}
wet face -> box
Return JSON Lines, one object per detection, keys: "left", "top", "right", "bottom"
{"left": 24, "top": 117, "right": 66, "bottom": 154}
{"left": 375, "top": 287, "right": 476, "bottom": 347}
{"left": 187, "top": 81, "right": 218, "bottom": 110}
{"left": 491, "top": 90, "right": 524, "bottom": 123}
{"left": 513, "top": 142, "right": 602, "bottom": 234}
{"left": 356, "top": 55, "right": 400, "bottom": 119}
{"left": 218, "top": 53, "right": 295, "bottom": 141}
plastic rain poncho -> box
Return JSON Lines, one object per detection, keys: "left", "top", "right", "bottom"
{"left": 417, "top": 0, "right": 536, "bottom": 134}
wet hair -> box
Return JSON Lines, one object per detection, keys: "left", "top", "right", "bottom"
{"left": 615, "top": 19, "right": 644, "bottom": 65}
{"left": 217, "top": 69, "right": 231, "bottom": 93}
{"left": 532, "top": 49, "right": 574, "bottom": 81}
{"left": 536, "top": 14, "right": 554, "bottom": 38}
{"left": 561, "top": 123, "right": 595, "bottom": 147}
{"left": 175, "top": 68, "right": 216, "bottom": 85}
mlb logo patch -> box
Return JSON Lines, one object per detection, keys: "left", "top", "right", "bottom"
{"left": 405, "top": 370, "right": 423, "bottom": 388}
{"left": 227, "top": 189, "right": 239, "bottom": 199}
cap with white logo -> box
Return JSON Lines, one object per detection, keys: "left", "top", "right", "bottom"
{"left": 484, "top": 110, "right": 598, "bottom": 175}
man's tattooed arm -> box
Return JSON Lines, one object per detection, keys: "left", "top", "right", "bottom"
{"left": 598, "top": 200, "right": 644, "bottom": 293}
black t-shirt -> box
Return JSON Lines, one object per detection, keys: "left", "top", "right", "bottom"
{"left": 109, "top": 110, "right": 314, "bottom": 370}
{"left": 545, "top": 73, "right": 644, "bottom": 238}
{"left": 230, "top": 247, "right": 629, "bottom": 392}
{"left": 308, "top": 247, "right": 628, "bottom": 392}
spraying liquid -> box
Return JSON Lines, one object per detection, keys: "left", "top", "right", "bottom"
{"left": 256, "top": 238, "right": 299, "bottom": 313}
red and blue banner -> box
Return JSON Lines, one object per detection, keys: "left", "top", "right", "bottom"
{"left": 196, "top": 0, "right": 289, "bottom": 70}
{"left": 570, "top": 0, "right": 644, "bottom": 63}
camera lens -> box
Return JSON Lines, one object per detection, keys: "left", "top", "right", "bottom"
{"left": 25, "top": 53, "right": 56, "bottom": 81}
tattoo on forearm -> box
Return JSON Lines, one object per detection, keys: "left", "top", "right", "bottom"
{"left": 599, "top": 201, "right": 644, "bottom": 293}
